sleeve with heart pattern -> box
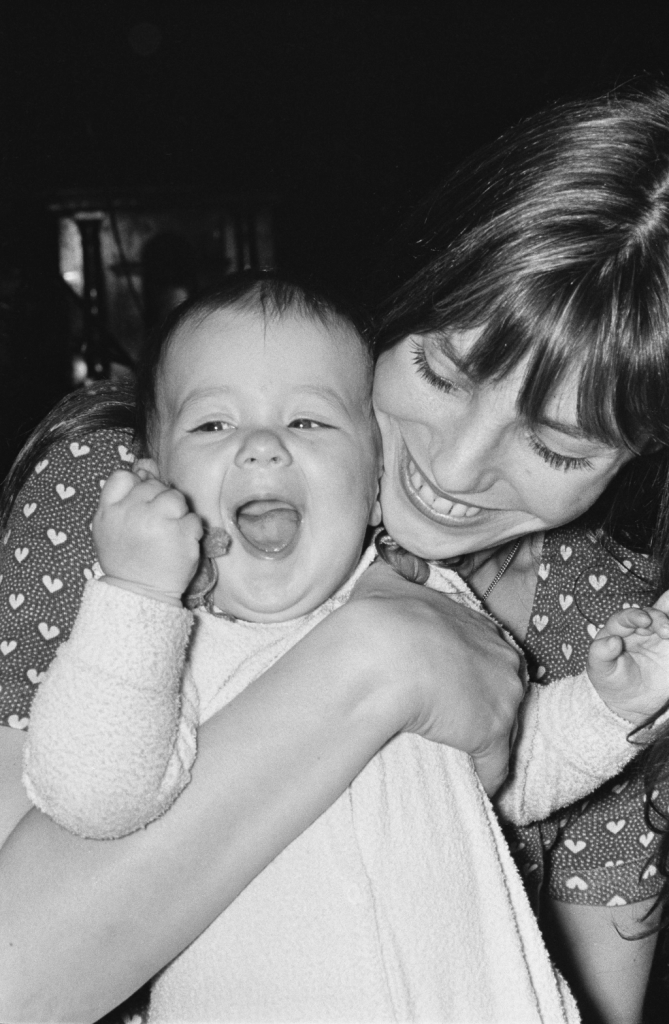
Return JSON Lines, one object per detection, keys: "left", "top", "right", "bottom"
{"left": 0, "top": 428, "right": 134, "bottom": 729}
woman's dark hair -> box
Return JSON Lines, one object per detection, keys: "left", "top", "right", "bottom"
{"left": 376, "top": 86, "right": 669, "bottom": 578}
{"left": 134, "top": 270, "right": 373, "bottom": 453}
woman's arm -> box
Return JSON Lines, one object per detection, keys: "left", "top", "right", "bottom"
{"left": 0, "top": 567, "right": 523, "bottom": 1024}
{"left": 0, "top": 729, "right": 32, "bottom": 843}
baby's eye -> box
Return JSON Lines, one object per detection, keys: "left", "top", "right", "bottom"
{"left": 192, "top": 421, "right": 234, "bottom": 433}
{"left": 289, "top": 418, "right": 330, "bottom": 430}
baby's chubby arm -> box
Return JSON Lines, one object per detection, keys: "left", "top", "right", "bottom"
{"left": 23, "top": 459, "right": 202, "bottom": 839}
{"left": 94, "top": 458, "right": 204, "bottom": 605}
{"left": 498, "top": 594, "right": 669, "bottom": 826}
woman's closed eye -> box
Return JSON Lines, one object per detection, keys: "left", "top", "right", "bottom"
{"left": 410, "top": 339, "right": 465, "bottom": 395}
{"left": 527, "top": 432, "right": 594, "bottom": 472}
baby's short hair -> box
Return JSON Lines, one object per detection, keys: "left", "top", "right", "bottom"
{"left": 135, "top": 271, "right": 373, "bottom": 453}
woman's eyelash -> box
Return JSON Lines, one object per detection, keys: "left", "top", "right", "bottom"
{"left": 527, "top": 433, "right": 593, "bottom": 472}
{"left": 410, "top": 341, "right": 457, "bottom": 394}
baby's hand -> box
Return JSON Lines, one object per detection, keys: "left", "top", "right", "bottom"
{"left": 93, "top": 458, "right": 203, "bottom": 606}
{"left": 587, "top": 601, "right": 669, "bottom": 725}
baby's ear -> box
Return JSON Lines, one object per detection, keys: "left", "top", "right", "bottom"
{"left": 368, "top": 493, "right": 382, "bottom": 527}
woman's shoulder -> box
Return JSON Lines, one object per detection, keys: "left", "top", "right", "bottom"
{"left": 524, "top": 521, "right": 659, "bottom": 683}
{"left": 12, "top": 426, "right": 136, "bottom": 500}
{"left": 540, "top": 520, "right": 659, "bottom": 602}
{"left": 0, "top": 425, "right": 136, "bottom": 731}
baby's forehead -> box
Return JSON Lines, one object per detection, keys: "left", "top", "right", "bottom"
{"left": 168, "top": 306, "right": 371, "bottom": 383}
{"left": 157, "top": 306, "right": 374, "bottom": 420}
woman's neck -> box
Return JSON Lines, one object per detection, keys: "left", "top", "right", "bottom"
{"left": 463, "top": 534, "right": 544, "bottom": 643}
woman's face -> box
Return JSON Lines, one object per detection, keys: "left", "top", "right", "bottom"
{"left": 373, "top": 330, "right": 634, "bottom": 560}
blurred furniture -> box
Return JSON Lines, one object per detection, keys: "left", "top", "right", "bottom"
{"left": 48, "top": 188, "right": 277, "bottom": 381}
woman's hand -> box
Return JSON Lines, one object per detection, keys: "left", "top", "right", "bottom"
{"left": 349, "top": 560, "right": 525, "bottom": 794}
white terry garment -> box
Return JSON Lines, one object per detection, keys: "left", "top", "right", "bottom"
{"left": 26, "top": 547, "right": 645, "bottom": 1022}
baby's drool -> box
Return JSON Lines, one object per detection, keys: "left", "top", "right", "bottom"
{"left": 236, "top": 500, "right": 301, "bottom": 553}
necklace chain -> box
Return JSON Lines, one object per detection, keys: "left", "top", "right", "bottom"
{"left": 481, "top": 539, "right": 522, "bottom": 601}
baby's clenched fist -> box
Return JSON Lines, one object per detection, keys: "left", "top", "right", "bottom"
{"left": 93, "top": 462, "right": 203, "bottom": 606}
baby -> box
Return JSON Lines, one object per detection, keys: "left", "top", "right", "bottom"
{"left": 22, "top": 275, "right": 669, "bottom": 1022}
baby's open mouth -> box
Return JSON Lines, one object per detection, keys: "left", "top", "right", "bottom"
{"left": 235, "top": 499, "right": 302, "bottom": 554}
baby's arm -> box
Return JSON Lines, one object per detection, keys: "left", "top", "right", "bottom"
{"left": 496, "top": 670, "right": 636, "bottom": 823}
{"left": 23, "top": 463, "right": 203, "bottom": 838}
{"left": 498, "top": 599, "right": 669, "bottom": 825}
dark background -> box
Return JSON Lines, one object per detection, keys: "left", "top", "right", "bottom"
{"left": 2, "top": 0, "right": 669, "bottom": 473}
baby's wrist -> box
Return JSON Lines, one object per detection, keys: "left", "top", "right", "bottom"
{"left": 585, "top": 669, "right": 646, "bottom": 726}
{"left": 100, "top": 576, "right": 184, "bottom": 608}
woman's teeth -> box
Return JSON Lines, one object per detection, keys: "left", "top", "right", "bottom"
{"left": 408, "top": 461, "right": 481, "bottom": 519}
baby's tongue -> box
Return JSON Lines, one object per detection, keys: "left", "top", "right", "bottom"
{"left": 236, "top": 500, "right": 301, "bottom": 553}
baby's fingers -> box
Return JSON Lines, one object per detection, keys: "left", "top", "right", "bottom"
{"left": 151, "top": 486, "right": 192, "bottom": 520}
{"left": 181, "top": 510, "right": 204, "bottom": 543}
{"left": 599, "top": 607, "right": 652, "bottom": 638}
{"left": 640, "top": 607, "right": 669, "bottom": 639}
{"left": 654, "top": 590, "right": 669, "bottom": 615}
{"left": 589, "top": 633, "right": 624, "bottom": 667}
{"left": 99, "top": 469, "right": 141, "bottom": 507}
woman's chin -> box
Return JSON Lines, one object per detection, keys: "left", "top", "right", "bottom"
{"left": 380, "top": 487, "right": 470, "bottom": 558}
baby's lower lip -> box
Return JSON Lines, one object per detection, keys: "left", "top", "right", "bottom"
{"left": 400, "top": 453, "right": 488, "bottom": 524}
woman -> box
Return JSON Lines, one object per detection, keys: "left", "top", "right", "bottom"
{"left": 371, "top": 87, "right": 669, "bottom": 1023}
{"left": 3, "top": 86, "right": 669, "bottom": 1024}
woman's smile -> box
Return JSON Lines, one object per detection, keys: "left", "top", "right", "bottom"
{"left": 401, "top": 448, "right": 485, "bottom": 522}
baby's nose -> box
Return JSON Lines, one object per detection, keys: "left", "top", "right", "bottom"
{"left": 235, "top": 429, "right": 292, "bottom": 468}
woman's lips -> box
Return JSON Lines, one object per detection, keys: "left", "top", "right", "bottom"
{"left": 400, "top": 452, "right": 488, "bottom": 524}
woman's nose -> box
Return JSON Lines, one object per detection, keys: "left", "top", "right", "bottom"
{"left": 430, "top": 409, "right": 505, "bottom": 494}
{"left": 234, "top": 429, "right": 293, "bottom": 469}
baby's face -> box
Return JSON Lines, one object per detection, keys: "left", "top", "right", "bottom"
{"left": 154, "top": 307, "right": 381, "bottom": 621}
